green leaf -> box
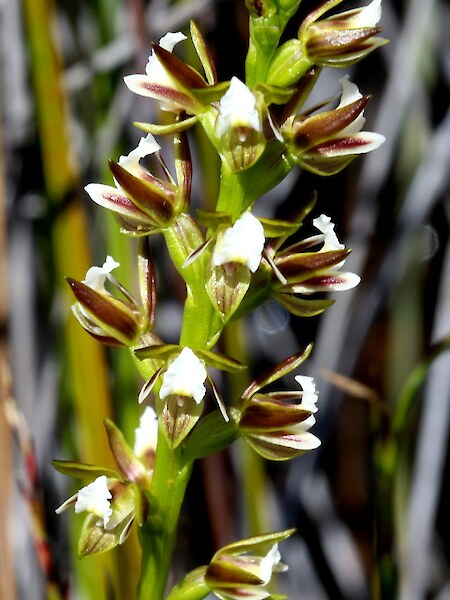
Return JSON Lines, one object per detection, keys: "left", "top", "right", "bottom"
{"left": 191, "top": 81, "right": 230, "bottom": 104}
{"left": 255, "top": 81, "right": 296, "bottom": 104}
{"left": 190, "top": 20, "right": 217, "bottom": 85}
{"left": 52, "top": 460, "right": 121, "bottom": 481}
{"left": 196, "top": 349, "right": 247, "bottom": 373}
{"left": 134, "top": 343, "right": 180, "bottom": 361}
{"left": 258, "top": 216, "right": 302, "bottom": 238}
{"left": 134, "top": 116, "right": 199, "bottom": 135}
{"left": 196, "top": 209, "right": 232, "bottom": 230}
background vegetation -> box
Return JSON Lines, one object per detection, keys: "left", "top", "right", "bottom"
{"left": 1, "top": 0, "right": 449, "bottom": 598}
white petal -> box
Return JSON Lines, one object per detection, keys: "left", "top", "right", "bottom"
{"left": 349, "top": 0, "right": 382, "bottom": 27}
{"left": 338, "top": 75, "right": 363, "bottom": 108}
{"left": 212, "top": 212, "right": 265, "bottom": 273}
{"left": 55, "top": 493, "right": 78, "bottom": 514}
{"left": 159, "top": 31, "right": 187, "bottom": 52}
{"left": 74, "top": 475, "right": 113, "bottom": 528}
{"left": 142, "top": 32, "right": 186, "bottom": 86}
{"left": 133, "top": 406, "right": 158, "bottom": 458}
{"left": 216, "top": 77, "right": 261, "bottom": 138}
{"left": 294, "top": 375, "right": 319, "bottom": 412}
{"left": 119, "top": 134, "right": 160, "bottom": 173}
{"left": 159, "top": 347, "right": 207, "bottom": 403}
{"left": 259, "top": 544, "right": 282, "bottom": 583}
{"left": 83, "top": 255, "right": 120, "bottom": 293}
{"left": 312, "top": 214, "right": 344, "bottom": 252}
{"left": 338, "top": 75, "right": 365, "bottom": 134}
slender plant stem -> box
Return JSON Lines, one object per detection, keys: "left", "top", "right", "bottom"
{"left": 138, "top": 432, "right": 192, "bottom": 600}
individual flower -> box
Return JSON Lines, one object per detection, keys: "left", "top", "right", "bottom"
{"left": 53, "top": 413, "right": 155, "bottom": 556}
{"left": 124, "top": 31, "right": 207, "bottom": 114}
{"left": 72, "top": 475, "right": 112, "bottom": 527}
{"left": 135, "top": 344, "right": 246, "bottom": 448}
{"left": 237, "top": 347, "right": 321, "bottom": 460}
{"left": 85, "top": 134, "right": 181, "bottom": 236}
{"left": 283, "top": 75, "right": 385, "bottom": 175}
{"left": 215, "top": 77, "right": 266, "bottom": 172}
{"left": 268, "top": 213, "right": 360, "bottom": 317}
{"left": 141, "top": 346, "right": 208, "bottom": 449}
{"left": 212, "top": 212, "right": 265, "bottom": 273}
{"left": 69, "top": 255, "right": 145, "bottom": 347}
{"left": 207, "top": 212, "right": 266, "bottom": 321}
{"left": 299, "top": 0, "right": 387, "bottom": 67}
{"left": 55, "top": 475, "right": 140, "bottom": 556}
{"left": 204, "top": 529, "right": 293, "bottom": 600}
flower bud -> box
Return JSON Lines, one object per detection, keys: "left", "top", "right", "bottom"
{"left": 215, "top": 78, "right": 266, "bottom": 172}
{"left": 299, "top": 0, "right": 387, "bottom": 68}
{"left": 266, "top": 38, "right": 311, "bottom": 87}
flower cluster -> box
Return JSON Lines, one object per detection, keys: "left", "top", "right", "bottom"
{"left": 54, "top": 1, "right": 387, "bottom": 595}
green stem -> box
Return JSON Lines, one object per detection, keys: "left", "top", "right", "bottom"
{"left": 163, "top": 214, "right": 222, "bottom": 349}
{"left": 138, "top": 432, "right": 192, "bottom": 600}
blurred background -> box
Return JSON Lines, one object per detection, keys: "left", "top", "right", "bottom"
{"left": 1, "top": 0, "right": 449, "bottom": 598}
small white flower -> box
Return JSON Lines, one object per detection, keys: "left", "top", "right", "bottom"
{"left": 213, "top": 212, "right": 265, "bottom": 273}
{"left": 83, "top": 255, "right": 120, "bottom": 293}
{"left": 118, "top": 134, "right": 161, "bottom": 174}
{"left": 295, "top": 375, "right": 319, "bottom": 413}
{"left": 74, "top": 476, "right": 113, "bottom": 528}
{"left": 216, "top": 77, "right": 261, "bottom": 139}
{"left": 313, "top": 214, "right": 344, "bottom": 252}
{"left": 133, "top": 406, "right": 158, "bottom": 459}
{"left": 159, "top": 347, "right": 207, "bottom": 403}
